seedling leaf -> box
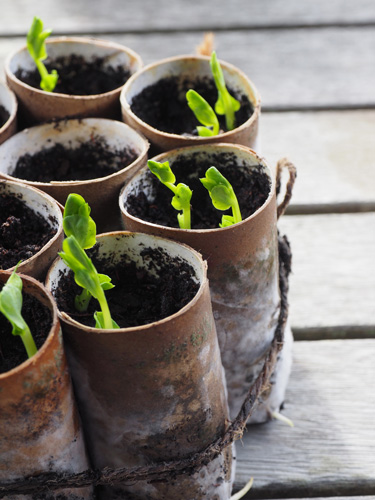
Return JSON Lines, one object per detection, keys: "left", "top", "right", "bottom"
{"left": 148, "top": 160, "right": 176, "bottom": 185}
{"left": 26, "top": 17, "right": 50, "bottom": 61}
{"left": 63, "top": 193, "right": 97, "bottom": 249}
{"left": 59, "top": 236, "right": 118, "bottom": 330}
{"left": 186, "top": 89, "right": 219, "bottom": 136}
{"left": 26, "top": 16, "right": 58, "bottom": 92}
{"left": 0, "top": 266, "right": 37, "bottom": 358}
{"left": 200, "top": 166, "right": 242, "bottom": 227}
{"left": 147, "top": 160, "right": 192, "bottom": 229}
{"left": 210, "top": 51, "right": 240, "bottom": 131}
{"left": 94, "top": 311, "right": 120, "bottom": 329}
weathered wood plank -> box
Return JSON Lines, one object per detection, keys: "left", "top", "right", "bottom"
{"left": 234, "top": 339, "right": 375, "bottom": 498}
{"left": 1, "top": 27, "right": 374, "bottom": 109}
{"left": 278, "top": 213, "right": 375, "bottom": 331}
{"left": 262, "top": 110, "right": 375, "bottom": 211}
{"left": 0, "top": 0, "right": 375, "bottom": 35}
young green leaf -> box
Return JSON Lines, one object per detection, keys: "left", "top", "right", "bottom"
{"left": 26, "top": 16, "right": 58, "bottom": 92}
{"left": 186, "top": 89, "right": 219, "bottom": 136}
{"left": 59, "top": 236, "right": 118, "bottom": 330}
{"left": 63, "top": 193, "right": 97, "bottom": 250}
{"left": 148, "top": 160, "right": 176, "bottom": 185}
{"left": 148, "top": 160, "right": 192, "bottom": 229}
{"left": 200, "top": 166, "right": 242, "bottom": 228}
{"left": 74, "top": 273, "right": 114, "bottom": 312}
{"left": 210, "top": 51, "right": 240, "bottom": 131}
{"left": 0, "top": 266, "right": 37, "bottom": 359}
{"left": 94, "top": 311, "right": 119, "bottom": 329}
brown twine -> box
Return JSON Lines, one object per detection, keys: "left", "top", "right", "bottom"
{"left": 0, "top": 235, "right": 292, "bottom": 497}
{"left": 276, "top": 158, "right": 297, "bottom": 219}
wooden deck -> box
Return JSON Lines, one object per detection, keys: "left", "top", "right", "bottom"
{"left": 1, "top": 1, "right": 374, "bottom": 498}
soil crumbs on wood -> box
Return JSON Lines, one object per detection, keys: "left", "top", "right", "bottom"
{"left": 130, "top": 75, "right": 253, "bottom": 135}
{"left": 12, "top": 135, "right": 138, "bottom": 182}
{"left": 126, "top": 151, "right": 270, "bottom": 229}
{"left": 0, "top": 286, "right": 52, "bottom": 373}
{"left": 15, "top": 54, "right": 131, "bottom": 95}
{"left": 0, "top": 105, "right": 10, "bottom": 128}
{"left": 55, "top": 246, "right": 199, "bottom": 328}
{"left": 0, "top": 193, "right": 57, "bottom": 270}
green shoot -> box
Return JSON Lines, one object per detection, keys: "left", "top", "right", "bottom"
{"left": 210, "top": 51, "right": 241, "bottom": 131}
{"left": 62, "top": 193, "right": 115, "bottom": 314}
{"left": 200, "top": 166, "right": 242, "bottom": 228}
{"left": 59, "top": 235, "right": 119, "bottom": 330}
{"left": 148, "top": 160, "right": 192, "bottom": 229}
{"left": 63, "top": 193, "right": 96, "bottom": 250}
{"left": 186, "top": 89, "right": 219, "bottom": 137}
{"left": 0, "top": 265, "right": 37, "bottom": 359}
{"left": 26, "top": 16, "right": 58, "bottom": 92}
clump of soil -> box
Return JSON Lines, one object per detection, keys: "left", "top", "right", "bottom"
{"left": 11, "top": 135, "right": 138, "bottom": 182}
{"left": 55, "top": 246, "right": 199, "bottom": 328}
{"left": 130, "top": 75, "right": 253, "bottom": 135}
{"left": 0, "top": 285, "right": 52, "bottom": 373}
{"left": 126, "top": 151, "right": 270, "bottom": 229}
{"left": 15, "top": 54, "right": 131, "bottom": 95}
{"left": 0, "top": 193, "right": 57, "bottom": 270}
{"left": 0, "top": 105, "right": 10, "bottom": 128}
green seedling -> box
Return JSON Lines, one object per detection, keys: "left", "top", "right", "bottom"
{"left": 186, "top": 89, "right": 219, "bottom": 137}
{"left": 26, "top": 16, "right": 58, "bottom": 92}
{"left": 148, "top": 160, "right": 192, "bottom": 229}
{"left": 0, "top": 265, "right": 37, "bottom": 359}
{"left": 210, "top": 51, "right": 240, "bottom": 131}
{"left": 63, "top": 193, "right": 115, "bottom": 313}
{"left": 59, "top": 235, "right": 119, "bottom": 330}
{"left": 186, "top": 51, "right": 241, "bottom": 137}
{"left": 200, "top": 166, "right": 242, "bottom": 228}
{"left": 63, "top": 193, "right": 97, "bottom": 250}
{"left": 60, "top": 194, "right": 118, "bottom": 329}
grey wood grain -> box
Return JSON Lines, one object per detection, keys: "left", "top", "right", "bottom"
{"left": 1, "top": 26, "right": 374, "bottom": 109}
{"left": 0, "top": 0, "right": 375, "bottom": 35}
{"left": 278, "top": 213, "right": 375, "bottom": 331}
{"left": 234, "top": 339, "right": 375, "bottom": 498}
{"left": 262, "top": 110, "right": 375, "bottom": 211}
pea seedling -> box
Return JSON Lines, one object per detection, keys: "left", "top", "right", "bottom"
{"left": 0, "top": 265, "right": 37, "bottom": 359}
{"left": 210, "top": 51, "right": 240, "bottom": 131}
{"left": 186, "top": 51, "right": 240, "bottom": 136}
{"left": 148, "top": 160, "right": 192, "bottom": 229}
{"left": 26, "top": 16, "right": 59, "bottom": 92}
{"left": 63, "top": 193, "right": 114, "bottom": 313}
{"left": 60, "top": 193, "right": 118, "bottom": 329}
{"left": 200, "top": 166, "right": 242, "bottom": 228}
{"left": 186, "top": 89, "right": 219, "bottom": 137}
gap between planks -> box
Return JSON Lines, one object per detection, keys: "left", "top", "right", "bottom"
{"left": 1, "top": 26, "right": 375, "bottom": 110}
{"left": 233, "top": 339, "right": 375, "bottom": 498}
{"left": 1, "top": 0, "right": 375, "bottom": 35}
{"left": 278, "top": 213, "right": 375, "bottom": 333}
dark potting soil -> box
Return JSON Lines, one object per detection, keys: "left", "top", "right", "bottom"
{"left": 0, "top": 105, "right": 10, "bottom": 128}
{"left": 0, "top": 285, "right": 52, "bottom": 373}
{"left": 15, "top": 54, "right": 131, "bottom": 95}
{"left": 55, "top": 245, "right": 199, "bottom": 328}
{"left": 126, "top": 151, "right": 271, "bottom": 229}
{"left": 130, "top": 75, "right": 253, "bottom": 135}
{"left": 0, "top": 193, "right": 57, "bottom": 270}
{"left": 11, "top": 135, "right": 138, "bottom": 182}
